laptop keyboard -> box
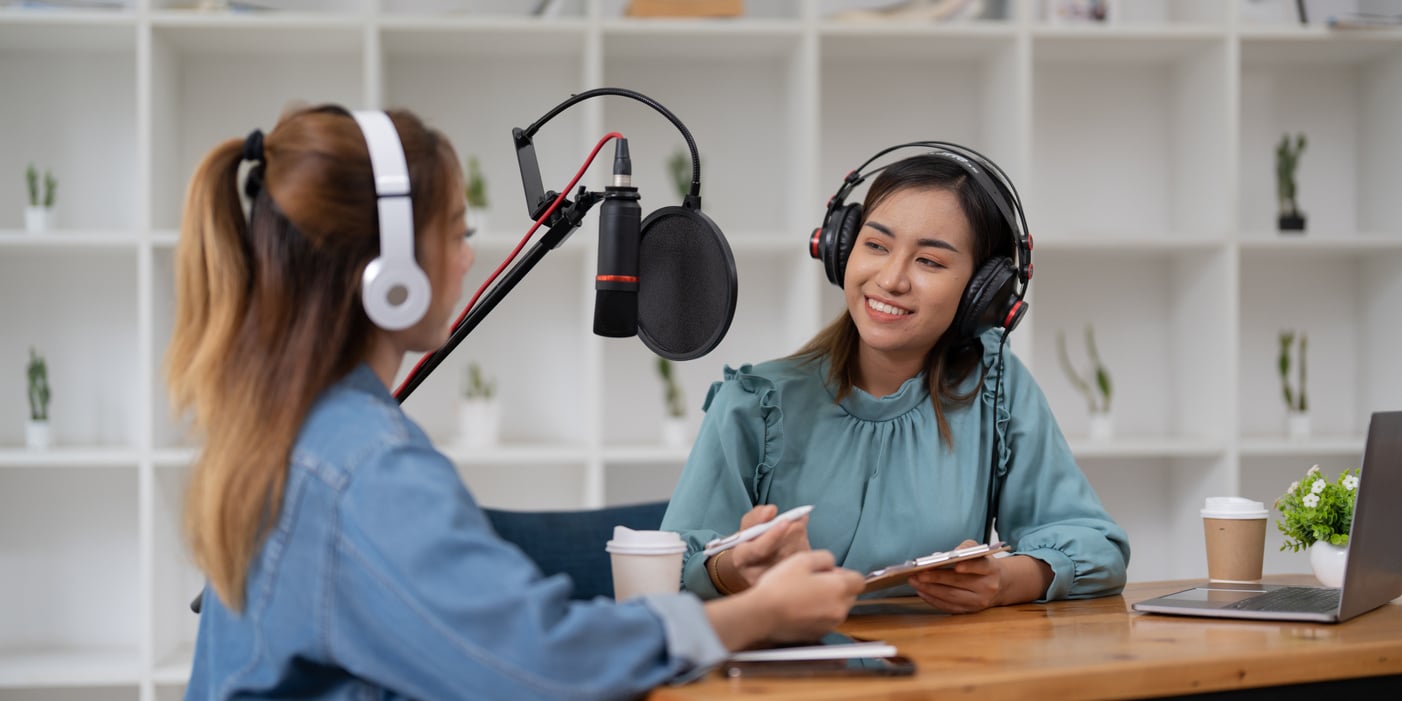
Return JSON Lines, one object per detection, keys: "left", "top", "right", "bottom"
{"left": 1223, "top": 586, "right": 1341, "bottom": 613}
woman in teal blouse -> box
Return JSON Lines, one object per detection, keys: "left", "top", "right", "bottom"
{"left": 661, "top": 145, "right": 1130, "bottom": 612}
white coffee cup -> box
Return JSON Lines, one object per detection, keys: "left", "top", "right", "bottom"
{"left": 605, "top": 526, "right": 687, "bottom": 601}
{"left": 1201, "top": 497, "right": 1269, "bottom": 583}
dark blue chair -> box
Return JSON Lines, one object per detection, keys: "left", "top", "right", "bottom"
{"left": 484, "top": 501, "right": 671, "bottom": 601}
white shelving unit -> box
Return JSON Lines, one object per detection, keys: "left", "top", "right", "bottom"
{"left": 3, "top": 0, "right": 1401, "bottom": 696}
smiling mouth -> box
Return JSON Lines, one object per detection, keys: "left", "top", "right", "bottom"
{"left": 867, "top": 297, "right": 911, "bottom": 317}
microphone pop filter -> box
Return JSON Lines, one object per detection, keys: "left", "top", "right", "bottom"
{"left": 637, "top": 205, "right": 737, "bottom": 361}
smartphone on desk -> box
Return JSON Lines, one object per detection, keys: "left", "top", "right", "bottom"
{"left": 719, "top": 632, "right": 917, "bottom": 679}
{"left": 721, "top": 655, "right": 916, "bottom": 679}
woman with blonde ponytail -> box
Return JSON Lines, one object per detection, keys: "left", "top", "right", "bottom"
{"left": 172, "top": 104, "right": 863, "bottom": 700}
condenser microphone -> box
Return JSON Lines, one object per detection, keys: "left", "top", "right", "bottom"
{"left": 594, "top": 138, "right": 641, "bottom": 337}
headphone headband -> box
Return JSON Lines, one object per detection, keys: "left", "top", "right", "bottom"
{"left": 823, "top": 141, "right": 1031, "bottom": 298}
{"left": 352, "top": 110, "right": 431, "bottom": 331}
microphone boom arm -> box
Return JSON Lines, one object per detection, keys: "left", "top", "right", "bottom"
{"left": 394, "top": 189, "right": 602, "bottom": 403}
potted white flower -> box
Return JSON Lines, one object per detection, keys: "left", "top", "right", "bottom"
{"left": 24, "top": 163, "right": 56, "bottom": 234}
{"left": 26, "top": 347, "right": 52, "bottom": 449}
{"left": 458, "top": 361, "right": 499, "bottom": 448}
{"left": 656, "top": 357, "right": 688, "bottom": 447}
{"left": 1275, "top": 464, "right": 1358, "bottom": 587}
{"left": 1057, "top": 325, "right": 1113, "bottom": 441}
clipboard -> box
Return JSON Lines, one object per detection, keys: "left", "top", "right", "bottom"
{"left": 862, "top": 541, "right": 1010, "bottom": 594}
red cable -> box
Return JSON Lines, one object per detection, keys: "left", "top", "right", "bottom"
{"left": 394, "top": 132, "right": 625, "bottom": 398}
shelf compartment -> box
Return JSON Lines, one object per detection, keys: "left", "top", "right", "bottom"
{"left": 1238, "top": 34, "right": 1402, "bottom": 235}
{"left": 601, "top": 250, "right": 812, "bottom": 446}
{"left": 1237, "top": 250, "right": 1402, "bottom": 439}
{"left": 1077, "top": 455, "right": 1230, "bottom": 583}
{"left": 603, "top": 459, "right": 684, "bottom": 507}
{"left": 153, "top": 467, "right": 201, "bottom": 683}
{"left": 818, "top": 28, "right": 1023, "bottom": 217}
{"left": 454, "top": 461, "right": 592, "bottom": 511}
{"left": 601, "top": 0, "right": 803, "bottom": 21}
{"left": 380, "top": 21, "right": 588, "bottom": 256}
{"left": 382, "top": 0, "right": 587, "bottom": 19}
{"left": 151, "top": 0, "right": 365, "bottom": 14}
{"left": 0, "top": 249, "right": 140, "bottom": 448}
{"left": 1038, "top": 0, "right": 1226, "bottom": 28}
{"left": 0, "top": 647, "right": 140, "bottom": 690}
{"left": 148, "top": 22, "right": 366, "bottom": 230}
{"left": 1032, "top": 34, "right": 1232, "bottom": 239}
{"left": 398, "top": 250, "right": 590, "bottom": 446}
{"left": 0, "top": 13, "right": 136, "bottom": 52}
{"left": 1030, "top": 247, "right": 1233, "bottom": 443}
{"left": 601, "top": 28, "right": 803, "bottom": 234}
{"left": 0, "top": 22, "right": 137, "bottom": 233}
{"left": 0, "top": 469, "right": 140, "bottom": 667}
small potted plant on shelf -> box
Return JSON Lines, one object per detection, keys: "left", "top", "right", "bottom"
{"left": 1275, "top": 464, "right": 1358, "bottom": 587}
{"left": 1278, "top": 330, "right": 1308, "bottom": 439}
{"left": 1056, "top": 325, "right": 1113, "bottom": 441}
{"left": 458, "top": 361, "right": 499, "bottom": 448}
{"left": 667, "top": 147, "right": 692, "bottom": 201}
{"left": 656, "top": 356, "right": 688, "bottom": 447}
{"left": 465, "top": 156, "right": 489, "bottom": 237}
{"left": 24, "top": 163, "right": 56, "bottom": 234}
{"left": 26, "top": 347, "right": 52, "bottom": 449}
{"left": 1276, "top": 132, "right": 1307, "bottom": 232}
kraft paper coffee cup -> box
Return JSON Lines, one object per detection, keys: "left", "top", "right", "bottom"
{"left": 1201, "top": 497, "right": 1269, "bottom": 583}
{"left": 605, "top": 526, "right": 687, "bottom": 601}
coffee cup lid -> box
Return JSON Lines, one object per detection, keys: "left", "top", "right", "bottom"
{"left": 606, "top": 526, "right": 687, "bottom": 555}
{"left": 1201, "top": 496, "right": 1268, "bottom": 519}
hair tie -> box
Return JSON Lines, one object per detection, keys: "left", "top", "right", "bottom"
{"left": 241, "top": 129, "right": 265, "bottom": 164}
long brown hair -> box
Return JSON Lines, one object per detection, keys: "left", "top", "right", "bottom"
{"left": 792, "top": 154, "right": 1014, "bottom": 447}
{"left": 167, "top": 105, "right": 460, "bottom": 611}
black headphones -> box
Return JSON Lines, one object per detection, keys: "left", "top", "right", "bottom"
{"left": 809, "top": 141, "right": 1033, "bottom": 341}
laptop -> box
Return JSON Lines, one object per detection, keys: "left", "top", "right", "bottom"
{"left": 1133, "top": 411, "right": 1402, "bottom": 623}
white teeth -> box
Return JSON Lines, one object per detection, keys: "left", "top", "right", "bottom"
{"left": 867, "top": 298, "right": 910, "bottom": 316}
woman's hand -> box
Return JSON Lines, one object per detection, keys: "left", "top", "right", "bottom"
{"left": 906, "top": 540, "right": 1053, "bottom": 614}
{"left": 723, "top": 504, "right": 812, "bottom": 591}
{"left": 705, "top": 550, "right": 865, "bottom": 651}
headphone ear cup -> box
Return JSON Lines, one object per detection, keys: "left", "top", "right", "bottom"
{"left": 952, "top": 257, "right": 1017, "bottom": 340}
{"left": 826, "top": 202, "right": 863, "bottom": 287}
{"left": 362, "top": 258, "right": 432, "bottom": 331}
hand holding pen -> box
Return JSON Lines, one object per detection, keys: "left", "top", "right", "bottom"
{"left": 704, "top": 504, "right": 814, "bottom": 593}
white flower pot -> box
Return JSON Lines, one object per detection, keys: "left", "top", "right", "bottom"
{"left": 25, "top": 420, "right": 51, "bottom": 449}
{"left": 1309, "top": 540, "right": 1348, "bottom": 588}
{"left": 24, "top": 206, "right": 51, "bottom": 234}
{"left": 1088, "top": 411, "right": 1114, "bottom": 442}
{"left": 661, "top": 416, "right": 689, "bottom": 448}
{"left": 1286, "top": 412, "right": 1311, "bottom": 441}
{"left": 457, "top": 399, "right": 499, "bottom": 448}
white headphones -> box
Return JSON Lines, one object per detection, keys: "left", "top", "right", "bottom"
{"left": 352, "top": 110, "right": 431, "bottom": 331}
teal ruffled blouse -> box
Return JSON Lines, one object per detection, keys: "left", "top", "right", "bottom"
{"left": 660, "top": 330, "right": 1130, "bottom": 601}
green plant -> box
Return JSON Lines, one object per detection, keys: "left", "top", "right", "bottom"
{"left": 465, "top": 156, "right": 489, "bottom": 209}
{"left": 25, "top": 163, "right": 56, "bottom": 208}
{"left": 1056, "top": 325, "right": 1112, "bottom": 413}
{"left": 1275, "top": 132, "right": 1306, "bottom": 218}
{"left": 1278, "top": 330, "right": 1307, "bottom": 413}
{"left": 1275, "top": 464, "right": 1358, "bottom": 552}
{"left": 462, "top": 362, "right": 495, "bottom": 401}
{"left": 27, "top": 347, "right": 50, "bottom": 422}
{"left": 656, "top": 356, "right": 685, "bottom": 418}
{"left": 666, "top": 148, "right": 695, "bottom": 201}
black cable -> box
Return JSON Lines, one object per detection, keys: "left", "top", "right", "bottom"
{"left": 523, "top": 87, "right": 702, "bottom": 202}
{"left": 983, "top": 332, "right": 1010, "bottom": 544}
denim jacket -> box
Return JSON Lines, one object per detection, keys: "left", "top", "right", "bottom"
{"left": 185, "top": 365, "right": 727, "bottom": 700}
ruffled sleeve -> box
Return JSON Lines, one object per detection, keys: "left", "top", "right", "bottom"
{"left": 978, "top": 330, "right": 1132, "bottom": 601}
{"left": 660, "top": 364, "right": 786, "bottom": 600}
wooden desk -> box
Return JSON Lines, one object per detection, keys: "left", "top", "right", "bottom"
{"left": 651, "top": 576, "right": 1402, "bottom": 700}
